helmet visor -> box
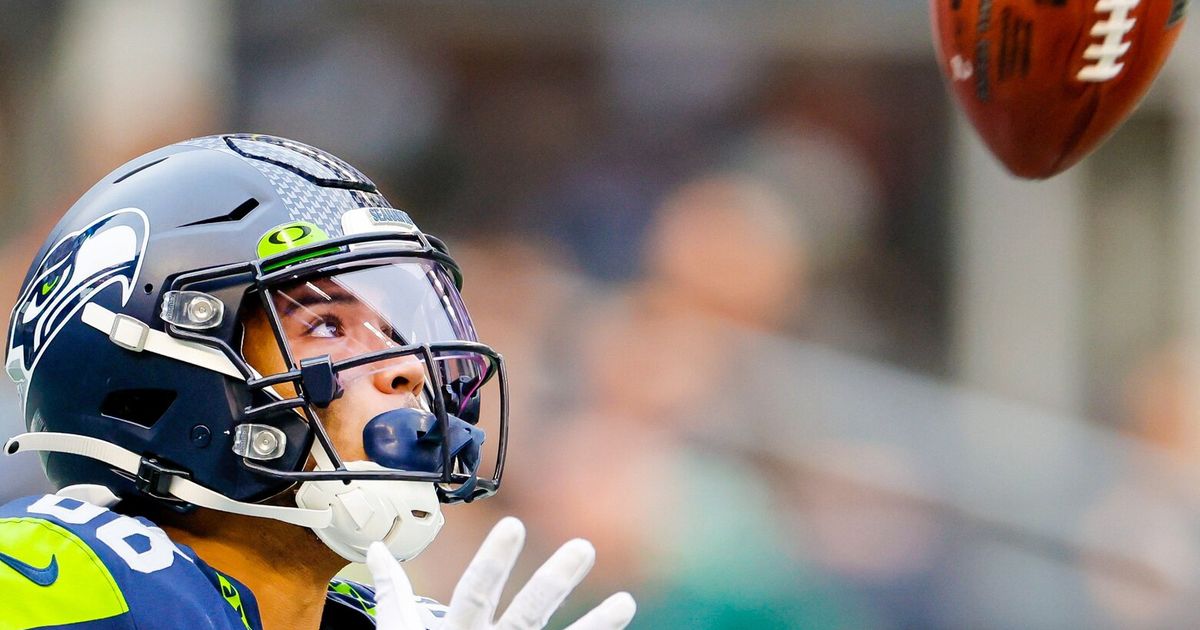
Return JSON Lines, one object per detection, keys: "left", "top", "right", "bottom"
{"left": 268, "top": 260, "right": 484, "bottom": 389}
{"left": 275, "top": 261, "right": 473, "bottom": 348}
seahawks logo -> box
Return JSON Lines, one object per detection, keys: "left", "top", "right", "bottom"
{"left": 7, "top": 208, "right": 149, "bottom": 384}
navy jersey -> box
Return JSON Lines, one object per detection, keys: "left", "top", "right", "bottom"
{"left": 0, "top": 494, "right": 446, "bottom": 629}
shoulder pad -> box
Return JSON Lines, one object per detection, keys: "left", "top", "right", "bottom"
{"left": 0, "top": 494, "right": 257, "bottom": 630}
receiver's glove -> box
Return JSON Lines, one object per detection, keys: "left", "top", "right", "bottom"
{"left": 368, "top": 517, "right": 636, "bottom": 630}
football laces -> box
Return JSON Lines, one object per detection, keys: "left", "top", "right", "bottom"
{"left": 1078, "top": 0, "right": 1140, "bottom": 82}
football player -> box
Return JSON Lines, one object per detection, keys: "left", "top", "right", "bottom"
{"left": 0, "top": 134, "right": 635, "bottom": 629}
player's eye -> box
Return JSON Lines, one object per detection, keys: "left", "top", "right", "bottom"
{"left": 304, "top": 314, "right": 344, "bottom": 339}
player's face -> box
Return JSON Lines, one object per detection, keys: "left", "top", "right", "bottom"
{"left": 241, "top": 277, "right": 429, "bottom": 462}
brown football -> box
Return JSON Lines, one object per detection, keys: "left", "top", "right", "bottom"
{"left": 931, "top": 0, "right": 1188, "bottom": 179}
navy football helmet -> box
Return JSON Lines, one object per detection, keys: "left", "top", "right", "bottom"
{"left": 3, "top": 134, "right": 507, "bottom": 561}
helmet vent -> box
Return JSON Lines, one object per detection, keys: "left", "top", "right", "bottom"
{"left": 224, "top": 135, "right": 378, "bottom": 193}
{"left": 180, "top": 198, "right": 260, "bottom": 228}
{"left": 99, "top": 389, "right": 177, "bottom": 428}
{"left": 113, "top": 157, "right": 169, "bottom": 184}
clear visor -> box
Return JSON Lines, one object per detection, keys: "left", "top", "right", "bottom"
{"left": 274, "top": 261, "right": 474, "bottom": 348}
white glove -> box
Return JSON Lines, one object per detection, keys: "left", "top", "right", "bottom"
{"left": 367, "top": 517, "right": 637, "bottom": 630}
{"left": 367, "top": 538, "right": 429, "bottom": 629}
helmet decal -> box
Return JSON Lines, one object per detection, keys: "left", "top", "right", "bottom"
{"left": 8, "top": 208, "right": 149, "bottom": 382}
{"left": 256, "top": 220, "right": 338, "bottom": 270}
{"left": 257, "top": 220, "right": 329, "bottom": 258}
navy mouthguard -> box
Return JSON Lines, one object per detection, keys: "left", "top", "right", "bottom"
{"left": 363, "top": 408, "right": 484, "bottom": 476}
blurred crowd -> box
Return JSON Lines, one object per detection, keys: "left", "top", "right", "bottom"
{"left": 5, "top": 2, "right": 1200, "bottom": 629}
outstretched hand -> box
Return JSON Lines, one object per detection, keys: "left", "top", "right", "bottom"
{"left": 368, "top": 517, "right": 636, "bottom": 630}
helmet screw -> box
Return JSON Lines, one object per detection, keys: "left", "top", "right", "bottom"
{"left": 187, "top": 298, "right": 215, "bottom": 323}
{"left": 190, "top": 425, "right": 212, "bottom": 448}
{"left": 252, "top": 430, "right": 279, "bottom": 457}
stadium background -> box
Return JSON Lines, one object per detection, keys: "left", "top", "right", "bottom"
{"left": 2, "top": 2, "right": 1200, "bottom": 628}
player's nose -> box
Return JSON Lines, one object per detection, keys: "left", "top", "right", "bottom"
{"left": 370, "top": 356, "right": 426, "bottom": 398}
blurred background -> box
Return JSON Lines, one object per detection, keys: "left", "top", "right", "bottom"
{"left": 4, "top": 1, "right": 1200, "bottom": 628}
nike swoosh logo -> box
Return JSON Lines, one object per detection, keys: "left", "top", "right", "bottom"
{"left": 0, "top": 550, "right": 58, "bottom": 586}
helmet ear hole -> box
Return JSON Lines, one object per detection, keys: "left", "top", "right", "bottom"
{"left": 99, "top": 389, "right": 177, "bottom": 428}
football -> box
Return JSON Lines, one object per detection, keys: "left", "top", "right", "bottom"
{"left": 931, "top": 0, "right": 1188, "bottom": 179}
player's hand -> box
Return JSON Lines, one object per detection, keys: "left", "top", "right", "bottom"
{"left": 368, "top": 540, "right": 431, "bottom": 629}
{"left": 443, "top": 517, "right": 635, "bottom": 630}
{"left": 368, "top": 517, "right": 635, "bottom": 630}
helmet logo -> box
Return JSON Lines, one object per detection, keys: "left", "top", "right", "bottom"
{"left": 257, "top": 221, "right": 335, "bottom": 270}
{"left": 267, "top": 224, "right": 312, "bottom": 246}
{"left": 257, "top": 220, "right": 329, "bottom": 257}
{"left": 8, "top": 208, "right": 150, "bottom": 383}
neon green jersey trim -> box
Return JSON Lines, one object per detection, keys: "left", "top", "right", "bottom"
{"left": 217, "top": 573, "right": 253, "bottom": 630}
{"left": 332, "top": 580, "right": 377, "bottom": 617}
{"left": 0, "top": 517, "right": 129, "bottom": 627}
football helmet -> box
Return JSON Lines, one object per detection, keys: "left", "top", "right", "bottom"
{"left": 2, "top": 134, "right": 508, "bottom": 562}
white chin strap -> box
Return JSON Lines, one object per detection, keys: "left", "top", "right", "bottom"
{"left": 4, "top": 432, "right": 332, "bottom": 529}
{"left": 295, "top": 445, "right": 444, "bottom": 564}
{"left": 79, "top": 303, "right": 244, "bottom": 378}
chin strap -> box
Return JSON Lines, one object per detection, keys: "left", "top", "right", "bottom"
{"left": 80, "top": 303, "right": 244, "bottom": 379}
{"left": 4, "top": 431, "right": 332, "bottom": 529}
